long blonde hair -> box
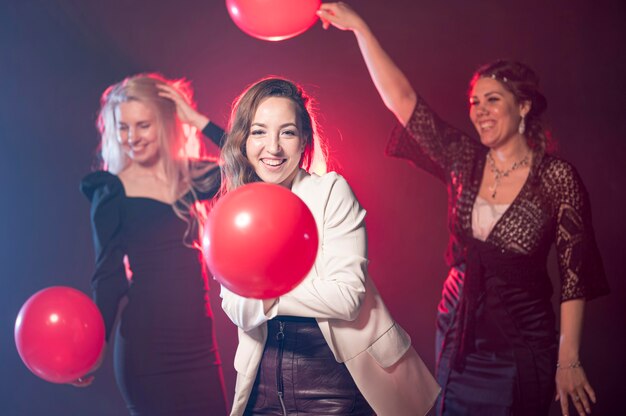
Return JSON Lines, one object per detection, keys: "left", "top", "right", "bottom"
{"left": 97, "top": 73, "right": 219, "bottom": 244}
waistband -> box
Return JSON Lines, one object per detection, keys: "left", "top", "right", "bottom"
{"left": 271, "top": 315, "right": 316, "bottom": 323}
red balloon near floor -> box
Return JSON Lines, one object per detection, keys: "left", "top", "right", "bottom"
{"left": 14, "top": 286, "right": 105, "bottom": 383}
{"left": 203, "top": 182, "right": 318, "bottom": 299}
{"left": 226, "top": 0, "right": 321, "bottom": 41}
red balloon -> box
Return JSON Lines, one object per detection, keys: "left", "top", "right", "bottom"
{"left": 14, "top": 286, "right": 105, "bottom": 383}
{"left": 226, "top": 0, "right": 321, "bottom": 41}
{"left": 203, "top": 182, "right": 318, "bottom": 299}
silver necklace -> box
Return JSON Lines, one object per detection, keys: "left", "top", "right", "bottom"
{"left": 486, "top": 151, "right": 530, "bottom": 199}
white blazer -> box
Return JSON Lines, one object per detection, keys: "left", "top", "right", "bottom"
{"left": 221, "top": 170, "right": 440, "bottom": 415}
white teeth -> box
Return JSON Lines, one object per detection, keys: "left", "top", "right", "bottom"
{"left": 262, "top": 159, "right": 284, "bottom": 167}
{"left": 479, "top": 121, "right": 495, "bottom": 130}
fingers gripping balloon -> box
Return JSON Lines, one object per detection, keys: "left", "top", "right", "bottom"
{"left": 226, "top": 0, "right": 322, "bottom": 41}
{"left": 203, "top": 183, "right": 318, "bottom": 299}
{"left": 14, "top": 286, "right": 105, "bottom": 383}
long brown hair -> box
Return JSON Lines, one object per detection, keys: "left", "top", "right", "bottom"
{"left": 221, "top": 77, "right": 323, "bottom": 192}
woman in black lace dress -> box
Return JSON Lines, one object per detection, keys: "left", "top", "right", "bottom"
{"left": 77, "top": 74, "right": 228, "bottom": 415}
{"left": 319, "top": 3, "right": 609, "bottom": 416}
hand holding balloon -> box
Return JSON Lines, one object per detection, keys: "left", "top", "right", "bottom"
{"left": 226, "top": 0, "right": 321, "bottom": 41}
{"left": 203, "top": 182, "right": 318, "bottom": 299}
{"left": 317, "top": 2, "right": 367, "bottom": 32}
{"left": 14, "top": 286, "right": 105, "bottom": 384}
{"left": 68, "top": 344, "right": 106, "bottom": 387}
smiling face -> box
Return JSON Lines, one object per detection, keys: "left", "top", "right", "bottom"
{"left": 245, "top": 96, "right": 305, "bottom": 188}
{"left": 115, "top": 100, "right": 161, "bottom": 167}
{"left": 469, "top": 77, "right": 530, "bottom": 149}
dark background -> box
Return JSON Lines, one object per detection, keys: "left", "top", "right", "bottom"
{"left": 1, "top": 1, "right": 624, "bottom": 414}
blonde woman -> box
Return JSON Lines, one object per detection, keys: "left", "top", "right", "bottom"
{"left": 79, "top": 74, "right": 228, "bottom": 415}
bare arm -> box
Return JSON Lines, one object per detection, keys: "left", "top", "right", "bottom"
{"left": 556, "top": 299, "right": 596, "bottom": 416}
{"left": 318, "top": 2, "right": 416, "bottom": 125}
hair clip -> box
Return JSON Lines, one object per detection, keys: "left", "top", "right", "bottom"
{"left": 490, "top": 73, "right": 508, "bottom": 83}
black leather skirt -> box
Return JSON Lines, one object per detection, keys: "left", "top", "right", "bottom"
{"left": 244, "top": 316, "right": 374, "bottom": 415}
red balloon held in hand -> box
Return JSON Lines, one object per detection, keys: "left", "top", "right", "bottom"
{"left": 14, "top": 286, "right": 105, "bottom": 383}
{"left": 226, "top": 0, "right": 322, "bottom": 41}
{"left": 203, "top": 182, "right": 318, "bottom": 299}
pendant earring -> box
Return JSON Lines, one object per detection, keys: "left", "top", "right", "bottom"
{"left": 518, "top": 116, "right": 526, "bottom": 135}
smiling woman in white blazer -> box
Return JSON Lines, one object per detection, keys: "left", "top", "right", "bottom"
{"left": 218, "top": 77, "right": 440, "bottom": 416}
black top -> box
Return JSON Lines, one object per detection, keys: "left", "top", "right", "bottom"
{"left": 80, "top": 122, "right": 225, "bottom": 339}
{"left": 387, "top": 94, "right": 609, "bottom": 371}
{"left": 387, "top": 94, "right": 609, "bottom": 303}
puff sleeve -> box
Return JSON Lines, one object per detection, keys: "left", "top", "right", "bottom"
{"left": 80, "top": 171, "right": 129, "bottom": 341}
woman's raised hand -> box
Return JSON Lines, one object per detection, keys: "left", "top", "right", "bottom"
{"left": 317, "top": 2, "right": 366, "bottom": 33}
{"left": 157, "top": 84, "right": 209, "bottom": 130}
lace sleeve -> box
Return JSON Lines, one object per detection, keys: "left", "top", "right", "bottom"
{"left": 386, "top": 94, "right": 482, "bottom": 182}
{"left": 547, "top": 160, "right": 609, "bottom": 302}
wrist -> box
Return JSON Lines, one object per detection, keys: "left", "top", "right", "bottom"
{"left": 193, "top": 114, "right": 210, "bottom": 131}
{"left": 558, "top": 350, "right": 579, "bottom": 359}
{"left": 558, "top": 341, "right": 579, "bottom": 362}
{"left": 556, "top": 359, "right": 582, "bottom": 370}
{"left": 353, "top": 19, "right": 368, "bottom": 33}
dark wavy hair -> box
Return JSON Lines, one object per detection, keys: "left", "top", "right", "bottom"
{"left": 221, "top": 77, "right": 321, "bottom": 191}
{"left": 469, "top": 60, "right": 554, "bottom": 159}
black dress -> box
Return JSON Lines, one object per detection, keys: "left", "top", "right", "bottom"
{"left": 387, "top": 96, "right": 609, "bottom": 415}
{"left": 81, "top": 123, "right": 228, "bottom": 416}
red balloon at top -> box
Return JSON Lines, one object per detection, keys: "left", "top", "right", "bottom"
{"left": 203, "top": 182, "right": 318, "bottom": 299}
{"left": 226, "top": 0, "right": 321, "bottom": 41}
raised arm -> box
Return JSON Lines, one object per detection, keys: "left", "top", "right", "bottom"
{"left": 158, "top": 84, "right": 209, "bottom": 130}
{"left": 157, "top": 83, "right": 225, "bottom": 147}
{"left": 319, "top": 2, "right": 481, "bottom": 182}
{"left": 318, "top": 2, "right": 416, "bottom": 125}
